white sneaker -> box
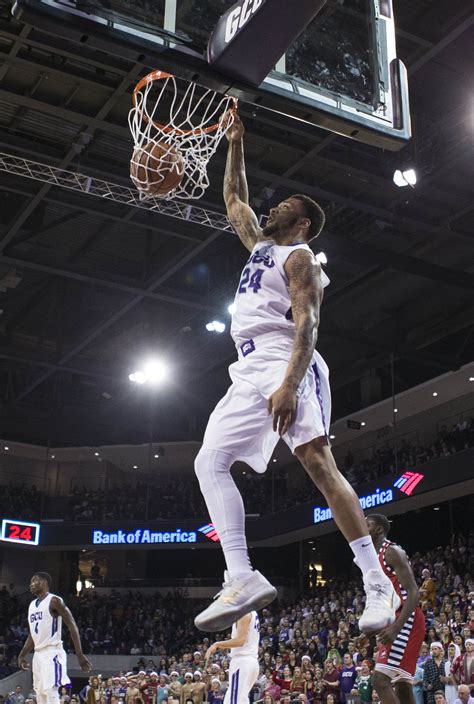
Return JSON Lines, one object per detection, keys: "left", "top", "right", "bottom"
{"left": 358, "top": 569, "right": 401, "bottom": 635}
{"left": 194, "top": 570, "right": 277, "bottom": 632}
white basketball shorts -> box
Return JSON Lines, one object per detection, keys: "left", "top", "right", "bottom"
{"left": 224, "top": 656, "right": 259, "bottom": 704}
{"left": 33, "top": 646, "right": 70, "bottom": 696}
{"left": 202, "top": 331, "right": 331, "bottom": 473}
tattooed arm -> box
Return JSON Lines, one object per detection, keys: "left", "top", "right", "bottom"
{"left": 224, "top": 113, "right": 262, "bottom": 252}
{"left": 268, "top": 249, "right": 323, "bottom": 435}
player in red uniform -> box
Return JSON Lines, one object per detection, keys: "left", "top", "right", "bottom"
{"left": 365, "top": 514, "right": 426, "bottom": 704}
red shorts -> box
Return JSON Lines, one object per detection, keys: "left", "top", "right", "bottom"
{"left": 375, "top": 607, "right": 426, "bottom": 681}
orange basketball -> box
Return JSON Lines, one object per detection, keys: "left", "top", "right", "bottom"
{"left": 130, "top": 140, "right": 185, "bottom": 197}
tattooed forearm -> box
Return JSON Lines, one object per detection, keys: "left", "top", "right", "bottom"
{"left": 283, "top": 318, "right": 318, "bottom": 390}
{"left": 283, "top": 250, "right": 323, "bottom": 390}
{"left": 224, "top": 139, "right": 249, "bottom": 205}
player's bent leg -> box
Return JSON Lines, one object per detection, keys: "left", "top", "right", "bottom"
{"left": 194, "top": 448, "right": 277, "bottom": 632}
{"left": 394, "top": 680, "right": 416, "bottom": 704}
{"left": 295, "top": 437, "right": 400, "bottom": 634}
{"left": 372, "top": 671, "right": 400, "bottom": 704}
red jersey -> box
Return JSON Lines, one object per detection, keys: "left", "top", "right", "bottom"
{"left": 378, "top": 539, "right": 408, "bottom": 612}
{"left": 375, "top": 539, "right": 426, "bottom": 680}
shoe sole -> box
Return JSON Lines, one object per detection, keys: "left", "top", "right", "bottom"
{"left": 194, "top": 586, "right": 277, "bottom": 632}
{"left": 359, "top": 590, "right": 402, "bottom": 635}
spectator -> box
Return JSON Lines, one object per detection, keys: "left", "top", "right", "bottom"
{"left": 421, "top": 570, "right": 437, "bottom": 610}
{"left": 322, "top": 661, "right": 339, "bottom": 701}
{"left": 424, "top": 643, "right": 447, "bottom": 704}
{"left": 338, "top": 654, "right": 356, "bottom": 703}
{"left": 351, "top": 661, "right": 373, "bottom": 703}
{"left": 9, "top": 688, "right": 24, "bottom": 704}
{"left": 180, "top": 675, "right": 194, "bottom": 704}
{"left": 413, "top": 662, "right": 425, "bottom": 704}
{"left": 191, "top": 672, "right": 206, "bottom": 704}
{"left": 86, "top": 678, "right": 101, "bottom": 704}
{"left": 445, "top": 643, "right": 462, "bottom": 704}
{"left": 435, "top": 693, "right": 447, "bottom": 704}
{"left": 453, "top": 685, "right": 474, "bottom": 704}
{"left": 452, "top": 639, "right": 474, "bottom": 690}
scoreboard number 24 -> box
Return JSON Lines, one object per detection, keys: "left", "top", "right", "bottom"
{"left": 0, "top": 519, "right": 40, "bottom": 545}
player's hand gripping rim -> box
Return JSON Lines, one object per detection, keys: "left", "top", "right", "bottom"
{"left": 268, "top": 383, "right": 297, "bottom": 436}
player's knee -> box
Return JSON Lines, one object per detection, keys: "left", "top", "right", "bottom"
{"left": 194, "top": 448, "right": 210, "bottom": 483}
{"left": 373, "top": 671, "right": 391, "bottom": 692}
{"left": 194, "top": 448, "right": 231, "bottom": 485}
{"left": 298, "top": 446, "right": 334, "bottom": 486}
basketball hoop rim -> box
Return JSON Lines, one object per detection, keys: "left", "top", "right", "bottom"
{"left": 132, "top": 69, "right": 238, "bottom": 136}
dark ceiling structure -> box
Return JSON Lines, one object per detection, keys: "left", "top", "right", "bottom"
{"left": 0, "top": 0, "right": 472, "bottom": 447}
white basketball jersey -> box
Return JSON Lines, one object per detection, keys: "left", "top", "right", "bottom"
{"left": 231, "top": 610, "right": 260, "bottom": 659}
{"left": 28, "top": 593, "right": 63, "bottom": 650}
{"left": 230, "top": 241, "right": 330, "bottom": 348}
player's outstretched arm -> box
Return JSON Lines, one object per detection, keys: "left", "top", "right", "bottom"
{"left": 377, "top": 545, "right": 420, "bottom": 646}
{"left": 268, "top": 249, "right": 323, "bottom": 435}
{"left": 224, "top": 113, "right": 262, "bottom": 253}
{"left": 205, "top": 613, "right": 252, "bottom": 659}
{"left": 50, "top": 596, "right": 92, "bottom": 673}
{"left": 17, "top": 633, "right": 34, "bottom": 670}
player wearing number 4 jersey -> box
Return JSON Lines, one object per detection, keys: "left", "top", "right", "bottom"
{"left": 194, "top": 112, "right": 400, "bottom": 634}
{"left": 17, "top": 573, "right": 91, "bottom": 704}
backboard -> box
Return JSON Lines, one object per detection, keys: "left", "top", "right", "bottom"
{"left": 12, "top": 0, "right": 410, "bottom": 150}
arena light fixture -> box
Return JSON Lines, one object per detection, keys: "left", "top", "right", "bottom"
{"left": 393, "top": 168, "right": 417, "bottom": 187}
{"left": 361, "top": 421, "right": 366, "bottom": 426}
{"left": 94, "top": 452, "right": 99, "bottom": 457}
{"left": 133, "top": 465, "right": 138, "bottom": 469}
{"left": 154, "top": 454, "right": 159, "bottom": 459}
{"left": 394, "top": 408, "right": 398, "bottom": 413}
{"left": 228, "top": 303, "right": 236, "bottom": 315}
{"left": 4, "top": 446, "right": 9, "bottom": 451}
{"left": 469, "top": 377, "right": 474, "bottom": 382}
{"left": 206, "top": 320, "right": 226, "bottom": 333}
{"left": 433, "top": 392, "right": 438, "bottom": 397}
{"left": 129, "top": 358, "right": 171, "bottom": 386}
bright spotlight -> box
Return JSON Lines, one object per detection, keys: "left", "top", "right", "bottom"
{"left": 144, "top": 360, "right": 168, "bottom": 384}
{"left": 393, "top": 168, "right": 417, "bottom": 187}
{"left": 228, "top": 303, "right": 236, "bottom": 315}
{"left": 129, "top": 359, "right": 170, "bottom": 386}
{"left": 316, "top": 251, "right": 327, "bottom": 265}
{"left": 206, "top": 320, "right": 226, "bottom": 333}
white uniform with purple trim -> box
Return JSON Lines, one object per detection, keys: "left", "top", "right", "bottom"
{"left": 224, "top": 611, "right": 260, "bottom": 704}
{"left": 28, "top": 593, "right": 70, "bottom": 704}
{"left": 202, "top": 240, "right": 331, "bottom": 472}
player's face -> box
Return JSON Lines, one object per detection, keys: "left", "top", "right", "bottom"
{"left": 365, "top": 518, "right": 378, "bottom": 542}
{"left": 29, "top": 575, "right": 44, "bottom": 594}
{"left": 262, "top": 199, "right": 303, "bottom": 239}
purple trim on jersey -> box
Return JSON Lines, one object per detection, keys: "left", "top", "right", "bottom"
{"left": 240, "top": 339, "right": 255, "bottom": 357}
{"left": 54, "top": 656, "right": 58, "bottom": 687}
{"left": 52, "top": 616, "right": 58, "bottom": 636}
{"left": 230, "top": 669, "right": 240, "bottom": 704}
{"left": 286, "top": 242, "right": 306, "bottom": 246}
{"left": 311, "top": 363, "right": 327, "bottom": 434}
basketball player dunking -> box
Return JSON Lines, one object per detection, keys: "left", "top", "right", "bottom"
{"left": 17, "top": 572, "right": 92, "bottom": 704}
{"left": 365, "top": 514, "right": 426, "bottom": 704}
{"left": 194, "top": 113, "right": 400, "bottom": 634}
{"left": 205, "top": 610, "right": 260, "bottom": 704}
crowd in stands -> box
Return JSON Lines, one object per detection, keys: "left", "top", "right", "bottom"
{"left": 1, "top": 532, "right": 472, "bottom": 703}
{"left": 0, "top": 483, "right": 41, "bottom": 521}
{"left": 3, "top": 415, "right": 470, "bottom": 524}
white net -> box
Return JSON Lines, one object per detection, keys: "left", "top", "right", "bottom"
{"left": 129, "top": 70, "right": 236, "bottom": 200}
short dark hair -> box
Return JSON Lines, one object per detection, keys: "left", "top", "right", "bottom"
{"left": 290, "top": 194, "right": 325, "bottom": 241}
{"left": 366, "top": 513, "right": 391, "bottom": 536}
{"left": 34, "top": 572, "right": 52, "bottom": 588}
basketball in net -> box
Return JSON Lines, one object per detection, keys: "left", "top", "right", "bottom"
{"left": 129, "top": 70, "right": 237, "bottom": 201}
{"left": 130, "top": 141, "right": 185, "bottom": 197}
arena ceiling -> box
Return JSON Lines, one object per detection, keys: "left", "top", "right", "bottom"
{"left": 0, "top": 0, "right": 473, "bottom": 447}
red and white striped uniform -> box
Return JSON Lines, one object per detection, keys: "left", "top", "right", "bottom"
{"left": 375, "top": 539, "right": 426, "bottom": 681}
